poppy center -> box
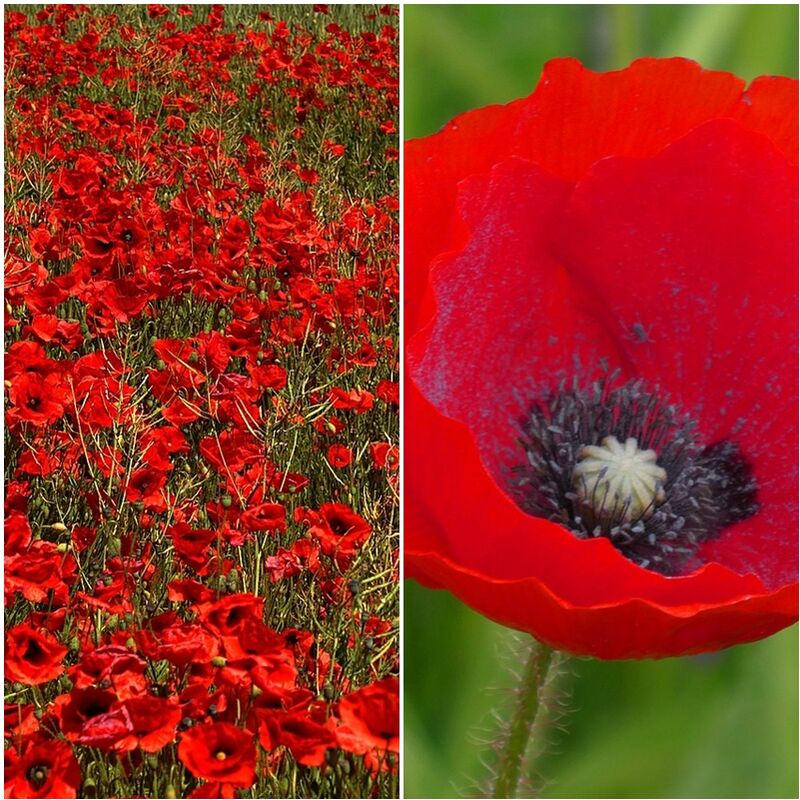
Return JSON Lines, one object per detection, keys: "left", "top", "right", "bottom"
{"left": 573, "top": 435, "right": 666, "bottom": 525}
{"left": 215, "top": 751, "right": 228, "bottom": 761}
{"left": 512, "top": 376, "right": 758, "bottom": 575}
{"left": 23, "top": 638, "right": 46, "bottom": 664}
{"left": 27, "top": 765, "right": 49, "bottom": 789}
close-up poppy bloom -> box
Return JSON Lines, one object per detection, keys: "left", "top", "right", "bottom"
{"left": 406, "top": 54, "right": 797, "bottom": 660}
{"left": 404, "top": 4, "right": 797, "bottom": 798}
{"left": 177, "top": 721, "right": 257, "bottom": 788}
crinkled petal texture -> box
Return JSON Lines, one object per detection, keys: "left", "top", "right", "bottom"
{"left": 405, "top": 57, "right": 798, "bottom": 659}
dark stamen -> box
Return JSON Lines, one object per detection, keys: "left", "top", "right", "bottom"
{"left": 511, "top": 376, "right": 758, "bottom": 575}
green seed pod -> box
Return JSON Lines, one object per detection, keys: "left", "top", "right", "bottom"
{"left": 221, "top": 495, "right": 233, "bottom": 508}
{"left": 322, "top": 683, "right": 336, "bottom": 701}
{"left": 107, "top": 536, "right": 121, "bottom": 556}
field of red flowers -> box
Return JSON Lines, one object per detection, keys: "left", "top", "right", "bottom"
{"left": 4, "top": 4, "right": 398, "bottom": 798}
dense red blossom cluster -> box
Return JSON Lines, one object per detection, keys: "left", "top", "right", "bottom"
{"left": 5, "top": 4, "right": 398, "bottom": 798}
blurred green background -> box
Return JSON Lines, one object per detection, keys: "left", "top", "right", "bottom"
{"left": 404, "top": 5, "right": 798, "bottom": 799}
{"left": 405, "top": 4, "right": 798, "bottom": 138}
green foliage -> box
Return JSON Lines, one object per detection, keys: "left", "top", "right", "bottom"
{"left": 404, "top": 585, "right": 798, "bottom": 798}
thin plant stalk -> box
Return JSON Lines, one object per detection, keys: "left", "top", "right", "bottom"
{"left": 492, "top": 640, "right": 554, "bottom": 799}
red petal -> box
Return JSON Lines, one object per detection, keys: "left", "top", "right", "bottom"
{"left": 556, "top": 119, "right": 797, "bottom": 587}
{"left": 735, "top": 75, "right": 798, "bottom": 166}
{"left": 408, "top": 158, "right": 620, "bottom": 462}
{"left": 408, "top": 545, "right": 797, "bottom": 660}
{"left": 405, "top": 58, "right": 795, "bottom": 338}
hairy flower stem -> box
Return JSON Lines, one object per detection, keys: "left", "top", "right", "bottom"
{"left": 491, "top": 640, "right": 554, "bottom": 799}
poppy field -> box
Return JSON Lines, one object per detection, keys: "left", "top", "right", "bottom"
{"left": 4, "top": 4, "right": 398, "bottom": 799}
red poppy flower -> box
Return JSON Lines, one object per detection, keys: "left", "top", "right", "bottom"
{"left": 326, "top": 443, "right": 353, "bottom": 468}
{"left": 113, "top": 696, "right": 182, "bottom": 753}
{"left": 168, "top": 522, "right": 218, "bottom": 573}
{"left": 5, "top": 540, "right": 76, "bottom": 606}
{"left": 369, "top": 441, "right": 399, "bottom": 471}
{"left": 329, "top": 386, "right": 375, "bottom": 414}
{"left": 335, "top": 676, "right": 399, "bottom": 756}
{"left": 136, "top": 613, "right": 221, "bottom": 668}
{"left": 67, "top": 645, "right": 148, "bottom": 699}
{"left": 178, "top": 721, "right": 256, "bottom": 788}
{"left": 196, "top": 593, "right": 265, "bottom": 636}
{"left": 300, "top": 503, "right": 372, "bottom": 564}
{"left": 6, "top": 372, "right": 66, "bottom": 427}
{"left": 239, "top": 502, "right": 287, "bottom": 534}
{"left": 53, "top": 687, "right": 128, "bottom": 748}
{"left": 405, "top": 57, "right": 798, "bottom": 659}
{"left": 276, "top": 710, "right": 337, "bottom": 766}
{"left": 5, "top": 736, "right": 81, "bottom": 799}
{"left": 5, "top": 624, "right": 67, "bottom": 685}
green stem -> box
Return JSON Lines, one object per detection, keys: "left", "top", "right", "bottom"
{"left": 492, "top": 640, "right": 554, "bottom": 799}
